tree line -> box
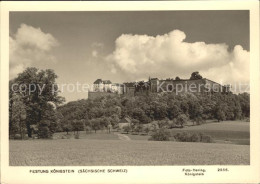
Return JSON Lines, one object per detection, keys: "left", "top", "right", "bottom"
{"left": 58, "top": 90, "right": 249, "bottom": 134}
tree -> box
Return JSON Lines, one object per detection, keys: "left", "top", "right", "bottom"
{"left": 38, "top": 103, "right": 59, "bottom": 138}
{"left": 238, "top": 93, "right": 250, "bottom": 118}
{"left": 152, "top": 102, "right": 168, "bottom": 120}
{"left": 10, "top": 94, "right": 27, "bottom": 139}
{"left": 215, "top": 103, "right": 226, "bottom": 122}
{"left": 91, "top": 119, "right": 101, "bottom": 133}
{"left": 168, "top": 104, "right": 181, "bottom": 120}
{"left": 176, "top": 114, "right": 188, "bottom": 128}
{"left": 188, "top": 99, "right": 203, "bottom": 125}
{"left": 111, "top": 114, "right": 120, "bottom": 127}
{"left": 63, "top": 120, "right": 73, "bottom": 135}
{"left": 10, "top": 67, "right": 65, "bottom": 138}
{"left": 175, "top": 76, "right": 181, "bottom": 80}
{"left": 216, "top": 109, "right": 226, "bottom": 122}
{"left": 233, "top": 105, "right": 242, "bottom": 120}
{"left": 71, "top": 119, "right": 85, "bottom": 135}
{"left": 190, "top": 71, "right": 203, "bottom": 80}
{"left": 131, "top": 108, "right": 149, "bottom": 124}
{"left": 55, "top": 111, "right": 64, "bottom": 132}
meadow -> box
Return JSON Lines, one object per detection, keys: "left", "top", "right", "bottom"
{"left": 118, "top": 120, "right": 250, "bottom": 144}
{"left": 10, "top": 139, "right": 249, "bottom": 166}
{"left": 9, "top": 120, "right": 250, "bottom": 166}
{"left": 169, "top": 120, "right": 250, "bottom": 145}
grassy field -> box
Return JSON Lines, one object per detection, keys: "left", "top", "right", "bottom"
{"left": 9, "top": 120, "right": 250, "bottom": 166}
{"left": 119, "top": 120, "right": 250, "bottom": 144}
{"left": 53, "top": 120, "right": 249, "bottom": 144}
{"left": 9, "top": 139, "right": 249, "bottom": 166}
{"left": 53, "top": 131, "right": 119, "bottom": 140}
{"left": 169, "top": 120, "right": 250, "bottom": 145}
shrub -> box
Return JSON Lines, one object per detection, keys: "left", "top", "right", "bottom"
{"left": 200, "top": 134, "right": 213, "bottom": 143}
{"left": 169, "top": 119, "right": 177, "bottom": 128}
{"left": 174, "top": 132, "right": 214, "bottom": 143}
{"left": 143, "top": 126, "right": 150, "bottom": 134}
{"left": 14, "top": 134, "right": 21, "bottom": 140}
{"left": 157, "top": 118, "right": 170, "bottom": 128}
{"left": 149, "top": 128, "right": 170, "bottom": 141}
{"left": 149, "top": 122, "right": 159, "bottom": 132}
{"left": 38, "top": 126, "right": 52, "bottom": 139}
{"left": 174, "top": 132, "right": 191, "bottom": 142}
{"left": 190, "top": 133, "right": 201, "bottom": 142}
{"left": 123, "top": 125, "right": 131, "bottom": 134}
{"left": 134, "top": 124, "right": 143, "bottom": 133}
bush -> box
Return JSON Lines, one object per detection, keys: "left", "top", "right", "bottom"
{"left": 200, "top": 134, "right": 213, "bottom": 143}
{"left": 38, "top": 126, "right": 52, "bottom": 139}
{"left": 149, "top": 122, "right": 159, "bottom": 132}
{"left": 169, "top": 119, "right": 177, "bottom": 128}
{"left": 14, "top": 134, "right": 21, "bottom": 140}
{"left": 174, "top": 132, "right": 214, "bottom": 143}
{"left": 134, "top": 124, "right": 143, "bottom": 133}
{"left": 122, "top": 125, "right": 131, "bottom": 134}
{"left": 157, "top": 118, "right": 170, "bottom": 128}
{"left": 174, "top": 132, "right": 191, "bottom": 142}
{"left": 143, "top": 126, "right": 150, "bottom": 134}
{"left": 149, "top": 128, "right": 170, "bottom": 141}
{"left": 190, "top": 133, "right": 201, "bottom": 142}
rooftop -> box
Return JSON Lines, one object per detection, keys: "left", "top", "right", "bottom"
{"left": 93, "top": 79, "right": 112, "bottom": 84}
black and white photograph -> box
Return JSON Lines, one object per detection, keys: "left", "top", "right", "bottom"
{"left": 8, "top": 10, "right": 251, "bottom": 165}
{"left": 1, "top": 1, "right": 260, "bottom": 184}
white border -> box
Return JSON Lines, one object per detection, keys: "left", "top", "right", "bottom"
{"left": 1, "top": 1, "right": 260, "bottom": 184}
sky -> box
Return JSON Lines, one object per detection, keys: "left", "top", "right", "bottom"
{"left": 9, "top": 11, "right": 250, "bottom": 102}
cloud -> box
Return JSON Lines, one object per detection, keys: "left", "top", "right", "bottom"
{"left": 10, "top": 24, "right": 59, "bottom": 79}
{"left": 106, "top": 30, "right": 250, "bottom": 91}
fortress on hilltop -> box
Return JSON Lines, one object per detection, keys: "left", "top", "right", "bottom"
{"left": 88, "top": 72, "right": 231, "bottom": 99}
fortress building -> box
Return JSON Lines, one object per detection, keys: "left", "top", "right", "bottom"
{"left": 88, "top": 73, "right": 231, "bottom": 99}
{"left": 89, "top": 79, "right": 124, "bottom": 99}
{"left": 93, "top": 79, "right": 112, "bottom": 92}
